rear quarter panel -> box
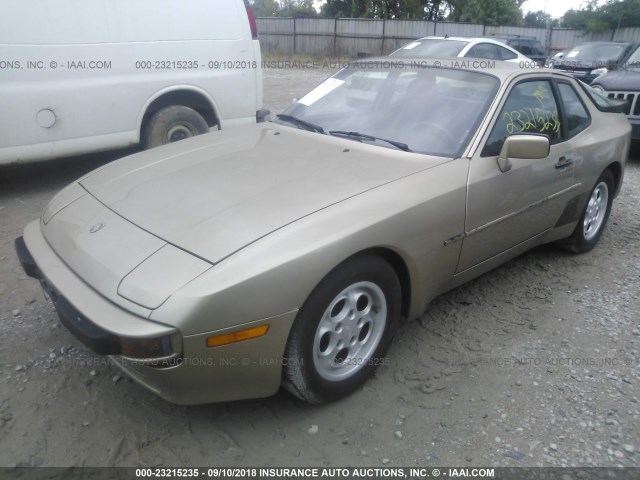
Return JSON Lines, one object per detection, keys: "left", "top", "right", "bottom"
{"left": 573, "top": 82, "right": 630, "bottom": 197}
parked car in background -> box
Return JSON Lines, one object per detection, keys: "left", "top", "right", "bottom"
{"left": 0, "top": 0, "right": 265, "bottom": 165}
{"left": 390, "top": 36, "right": 532, "bottom": 64}
{"left": 17, "top": 58, "right": 630, "bottom": 405}
{"left": 551, "top": 41, "right": 636, "bottom": 84}
{"left": 592, "top": 43, "right": 640, "bottom": 140}
{"left": 547, "top": 49, "right": 570, "bottom": 67}
{"left": 485, "top": 34, "right": 547, "bottom": 65}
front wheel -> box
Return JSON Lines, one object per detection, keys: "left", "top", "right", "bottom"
{"left": 559, "top": 169, "right": 614, "bottom": 253}
{"left": 282, "top": 255, "right": 401, "bottom": 404}
{"left": 143, "top": 105, "right": 209, "bottom": 149}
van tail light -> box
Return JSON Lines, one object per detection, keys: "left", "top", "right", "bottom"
{"left": 246, "top": 6, "right": 258, "bottom": 40}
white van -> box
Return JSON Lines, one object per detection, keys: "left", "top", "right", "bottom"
{"left": 0, "top": 0, "right": 265, "bottom": 165}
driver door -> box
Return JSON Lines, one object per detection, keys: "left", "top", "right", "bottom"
{"left": 456, "top": 79, "right": 576, "bottom": 273}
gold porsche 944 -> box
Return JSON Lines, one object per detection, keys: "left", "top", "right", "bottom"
{"left": 16, "top": 59, "right": 630, "bottom": 404}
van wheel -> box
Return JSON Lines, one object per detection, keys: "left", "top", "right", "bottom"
{"left": 143, "top": 106, "right": 209, "bottom": 149}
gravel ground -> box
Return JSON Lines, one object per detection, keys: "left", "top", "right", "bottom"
{"left": 0, "top": 65, "right": 638, "bottom": 469}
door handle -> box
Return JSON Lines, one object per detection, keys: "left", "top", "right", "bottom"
{"left": 555, "top": 156, "right": 573, "bottom": 169}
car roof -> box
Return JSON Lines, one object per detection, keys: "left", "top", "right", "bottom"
{"left": 409, "top": 36, "right": 525, "bottom": 55}
{"left": 416, "top": 36, "right": 514, "bottom": 45}
{"left": 487, "top": 34, "right": 540, "bottom": 41}
{"left": 414, "top": 36, "right": 469, "bottom": 42}
{"left": 571, "top": 41, "right": 632, "bottom": 46}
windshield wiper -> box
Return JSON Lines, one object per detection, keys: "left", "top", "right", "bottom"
{"left": 329, "top": 130, "right": 411, "bottom": 152}
{"left": 276, "top": 114, "right": 325, "bottom": 134}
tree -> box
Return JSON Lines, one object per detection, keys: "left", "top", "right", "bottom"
{"left": 397, "top": 0, "right": 449, "bottom": 20}
{"left": 523, "top": 10, "right": 557, "bottom": 28}
{"left": 427, "top": 0, "right": 449, "bottom": 21}
{"left": 600, "top": 0, "right": 640, "bottom": 29}
{"left": 560, "top": 0, "right": 640, "bottom": 31}
{"left": 560, "top": 8, "right": 608, "bottom": 31}
{"left": 446, "top": 0, "right": 524, "bottom": 26}
{"left": 251, "top": 0, "right": 281, "bottom": 17}
{"left": 251, "top": 0, "right": 319, "bottom": 17}
{"left": 280, "top": 0, "right": 319, "bottom": 17}
{"left": 321, "top": 0, "right": 364, "bottom": 18}
{"left": 320, "top": 0, "right": 448, "bottom": 20}
{"left": 560, "top": 0, "right": 609, "bottom": 31}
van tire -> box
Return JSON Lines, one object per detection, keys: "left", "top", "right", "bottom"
{"left": 143, "top": 106, "right": 209, "bottom": 149}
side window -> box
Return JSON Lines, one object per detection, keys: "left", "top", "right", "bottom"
{"left": 557, "top": 82, "right": 590, "bottom": 138}
{"left": 482, "top": 80, "right": 561, "bottom": 156}
{"left": 532, "top": 41, "right": 546, "bottom": 56}
{"left": 497, "top": 45, "right": 518, "bottom": 60}
{"left": 467, "top": 43, "right": 500, "bottom": 60}
{"left": 518, "top": 41, "right": 533, "bottom": 55}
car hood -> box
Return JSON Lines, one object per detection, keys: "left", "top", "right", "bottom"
{"left": 80, "top": 123, "right": 440, "bottom": 264}
{"left": 553, "top": 61, "right": 594, "bottom": 72}
{"left": 593, "top": 68, "right": 640, "bottom": 91}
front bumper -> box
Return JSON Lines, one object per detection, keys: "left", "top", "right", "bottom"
{"left": 15, "top": 228, "right": 181, "bottom": 359}
{"left": 594, "top": 90, "right": 640, "bottom": 140}
{"left": 114, "top": 308, "right": 297, "bottom": 405}
{"left": 16, "top": 220, "right": 296, "bottom": 404}
{"left": 17, "top": 236, "right": 128, "bottom": 355}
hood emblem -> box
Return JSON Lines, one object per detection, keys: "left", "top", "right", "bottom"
{"left": 89, "top": 222, "right": 106, "bottom": 234}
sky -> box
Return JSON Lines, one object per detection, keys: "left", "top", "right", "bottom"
{"left": 522, "top": 0, "right": 593, "bottom": 19}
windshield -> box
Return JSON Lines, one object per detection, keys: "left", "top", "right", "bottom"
{"left": 276, "top": 62, "right": 500, "bottom": 157}
{"left": 626, "top": 46, "right": 640, "bottom": 71}
{"left": 564, "top": 43, "right": 627, "bottom": 64}
{"left": 391, "top": 39, "right": 468, "bottom": 58}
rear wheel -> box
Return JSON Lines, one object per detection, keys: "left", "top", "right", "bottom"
{"left": 559, "top": 169, "right": 614, "bottom": 253}
{"left": 282, "top": 255, "right": 401, "bottom": 404}
{"left": 143, "top": 105, "right": 209, "bottom": 149}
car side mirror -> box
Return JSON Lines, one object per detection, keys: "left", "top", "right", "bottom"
{"left": 497, "top": 134, "right": 550, "bottom": 172}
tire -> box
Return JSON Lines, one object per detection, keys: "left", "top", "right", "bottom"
{"left": 559, "top": 169, "right": 614, "bottom": 253}
{"left": 282, "top": 255, "right": 401, "bottom": 404}
{"left": 143, "top": 105, "right": 209, "bottom": 149}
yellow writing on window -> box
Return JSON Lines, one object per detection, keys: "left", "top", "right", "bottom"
{"left": 503, "top": 108, "right": 561, "bottom": 136}
{"left": 533, "top": 85, "right": 548, "bottom": 107}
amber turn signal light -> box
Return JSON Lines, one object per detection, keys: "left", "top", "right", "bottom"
{"left": 206, "top": 324, "right": 269, "bottom": 348}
